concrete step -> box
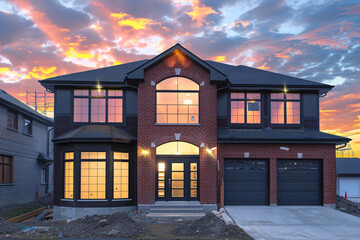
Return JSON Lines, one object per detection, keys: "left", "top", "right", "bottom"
{"left": 146, "top": 212, "right": 206, "bottom": 219}
{"left": 149, "top": 207, "right": 205, "bottom": 213}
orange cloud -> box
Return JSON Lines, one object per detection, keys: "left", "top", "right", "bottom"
{"left": 110, "top": 12, "right": 158, "bottom": 30}
{"left": 29, "top": 66, "right": 57, "bottom": 79}
{"left": 258, "top": 62, "right": 270, "bottom": 70}
{"left": 212, "top": 56, "right": 226, "bottom": 62}
{"left": 64, "top": 47, "right": 93, "bottom": 59}
{"left": 186, "top": 3, "right": 218, "bottom": 26}
{"left": 232, "top": 20, "right": 250, "bottom": 28}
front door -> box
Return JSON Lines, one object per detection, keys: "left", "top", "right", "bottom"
{"left": 156, "top": 157, "right": 199, "bottom": 201}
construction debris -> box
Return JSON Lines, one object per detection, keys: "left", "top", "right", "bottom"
{"left": 336, "top": 195, "right": 360, "bottom": 217}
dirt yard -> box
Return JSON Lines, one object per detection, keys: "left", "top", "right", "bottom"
{"left": 0, "top": 211, "right": 253, "bottom": 239}
{"left": 336, "top": 195, "right": 360, "bottom": 217}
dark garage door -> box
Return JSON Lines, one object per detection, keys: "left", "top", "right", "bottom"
{"left": 277, "top": 159, "right": 322, "bottom": 205}
{"left": 224, "top": 159, "right": 269, "bottom": 205}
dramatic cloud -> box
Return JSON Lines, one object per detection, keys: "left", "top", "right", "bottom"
{"left": 0, "top": 0, "right": 359, "bottom": 155}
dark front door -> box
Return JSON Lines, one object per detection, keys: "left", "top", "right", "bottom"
{"left": 224, "top": 159, "right": 269, "bottom": 205}
{"left": 156, "top": 157, "right": 199, "bottom": 201}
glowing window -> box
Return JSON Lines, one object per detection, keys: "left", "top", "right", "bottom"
{"left": 64, "top": 152, "right": 74, "bottom": 199}
{"left": 80, "top": 161, "right": 106, "bottom": 199}
{"left": 74, "top": 89, "right": 123, "bottom": 123}
{"left": 156, "top": 77, "right": 199, "bottom": 124}
{"left": 231, "top": 92, "right": 261, "bottom": 124}
{"left": 271, "top": 93, "right": 300, "bottom": 124}
{"left": 113, "top": 151, "right": 129, "bottom": 199}
{"left": 156, "top": 141, "right": 199, "bottom": 155}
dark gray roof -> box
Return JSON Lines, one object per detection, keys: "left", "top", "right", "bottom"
{"left": 40, "top": 60, "right": 148, "bottom": 92}
{"left": 206, "top": 60, "right": 332, "bottom": 90}
{"left": 54, "top": 125, "right": 136, "bottom": 143}
{"left": 127, "top": 43, "right": 227, "bottom": 82}
{"left": 218, "top": 128, "right": 350, "bottom": 144}
{"left": 39, "top": 44, "right": 332, "bottom": 94}
{"left": 337, "top": 158, "right": 360, "bottom": 175}
{"left": 0, "top": 89, "right": 53, "bottom": 125}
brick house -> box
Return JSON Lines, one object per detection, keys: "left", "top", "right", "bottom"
{"left": 40, "top": 44, "right": 349, "bottom": 219}
{"left": 0, "top": 89, "right": 53, "bottom": 207}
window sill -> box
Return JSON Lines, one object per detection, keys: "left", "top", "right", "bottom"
{"left": 6, "top": 127, "right": 18, "bottom": 132}
{"left": 22, "top": 132, "right": 33, "bottom": 137}
{"left": 112, "top": 198, "right": 132, "bottom": 202}
{"left": 0, "top": 183, "right": 14, "bottom": 186}
{"left": 61, "top": 199, "right": 75, "bottom": 202}
{"left": 155, "top": 123, "right": 200, "bottom": 126}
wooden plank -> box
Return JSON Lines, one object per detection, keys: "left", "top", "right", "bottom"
{"left": 6, "top": 207, "right": 47, "bottom": 223}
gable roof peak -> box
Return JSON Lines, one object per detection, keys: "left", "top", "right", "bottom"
{"left": 126, "top": 43, "right": 227, "bottom": 83}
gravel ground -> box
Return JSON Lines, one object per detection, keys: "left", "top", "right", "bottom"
{"left": 336, "top": 195, "right": 360, "bottom": 217}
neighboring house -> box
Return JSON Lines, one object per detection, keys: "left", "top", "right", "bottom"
{"left": 0, "top": 89, "right": 53, "bottom": 207}
{"left": 336, "top": 158, "right": 360, "bottom": 198}
{"left": 40, "top": 44, "right": 350, "bottom": 219}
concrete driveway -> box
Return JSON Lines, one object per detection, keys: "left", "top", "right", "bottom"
{"left": 226, "top": 206, "right": 360, "bottom": 240}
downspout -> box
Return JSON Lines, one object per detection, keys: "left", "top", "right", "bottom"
{"left": 217, "top": 79, "right": 230, "bottom": 92}
{"left": 124, "top": 75, "right": 138, "bottom": 90}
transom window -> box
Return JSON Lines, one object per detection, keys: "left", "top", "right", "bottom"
{"left": 156, "top": 77, "right": 199, "bottom": 124}
{"left": 74, "top": 89, "right": 123, "bottom": 123}
{"left": 271, "top": 93, "right": 300, "bottom": 124}
{"left": 231, "top": 92, "right": 261, "bottom": 124}
{"left": 23, "top": 118, "right": 32, "bottom": 135}
{"left": 156, "top": 141, "right": 199, "bottom": 155}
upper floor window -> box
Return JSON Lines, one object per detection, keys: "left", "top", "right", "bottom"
{"left": 156, "top": 77, "right": 199, "bottom": 124}
{"left": 23, "top": 118, "right": 32, "bottom": 135}
{"left": 271, "top": 93, "right": 300, "bottom": 124}
{"left": 7, "top": 110, "right": 17, "bottom": 130}
{"left": 231, "top": 92, "right": 261, "bottom": 124}
{"left": 74, "top": 89, "right": 123, "bottom": 123}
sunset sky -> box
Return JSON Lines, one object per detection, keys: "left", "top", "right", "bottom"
{"left": 0, "top": 0, "right": 359, "bottom": 156}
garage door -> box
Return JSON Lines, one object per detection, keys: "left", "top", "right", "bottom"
{"left": 224, "top": 159, "right": 269, "bottom": 205}
{"left": 277, "top": 159, "right": 322, "bottom": 205}
{"left": 338, "top": 177, "right": 360, "bottom": 198}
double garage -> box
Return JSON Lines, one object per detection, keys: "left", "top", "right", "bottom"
{"left": 224, "top": 159, "right": 323, "bottom": 205}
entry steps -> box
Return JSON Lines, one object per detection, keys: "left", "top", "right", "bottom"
{"left": 146, "top": 202, "right": 206, "bottom": 219}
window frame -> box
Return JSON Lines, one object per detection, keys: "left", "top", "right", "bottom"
{"left": 113, "top": 152, "right": 130, "bottom": 199}
{"left": 155, "top": 76, "right": 200, "bottom": 125}
{"left": 229, "top": 91, "right": 263, "bottom": 127}
{"left": 270, "top": 92, "right": 302, "bottom": 127}
{"left": 0, "top": 155, "right": 13, "bottom": 184}
{"left": 63, "top": 152, "right": 74, "bottom": 199}
{"left": 72, "top": 89, "right": 125, "bottom": 124}
{"left": 7, "top": 109, "right": 18, "bottom": 131}
{"left": 23, "top": 117, "right": 32, "bottom": 135}
{"left": 79, "top": 151, "right": 107, "bottom": 200}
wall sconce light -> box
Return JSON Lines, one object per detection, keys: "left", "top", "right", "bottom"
{"left": 141, "top": 149, "right": 149, "bottom": 156}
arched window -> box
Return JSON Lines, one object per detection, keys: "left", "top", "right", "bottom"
{"left": 156, "top": 141, "right": 199, "bottom": 155}
{"left": 156, "top": 77, "right": 199, "bottom": 124}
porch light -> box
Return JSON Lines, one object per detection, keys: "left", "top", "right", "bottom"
{"left": 141, "top": 149, "right": 149, "bottom": 156}
{"left": 96, "top": 79, "right": 102, "bottom": 94}
{"left": 283, "top": 83, "right": 288, "bottom": 93}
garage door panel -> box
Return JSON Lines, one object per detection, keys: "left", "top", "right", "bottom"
{"left": 277, "top": 159, "right": 322, "bottom": 205}
{"left": 338, "top": 177, "right": 360, "bottom": 198}
{"left": 225, "top": 159, "right": 269, "bottom": 205}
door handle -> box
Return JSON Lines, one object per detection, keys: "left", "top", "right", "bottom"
{"left": 168, "top": 178, "right": 171, "bottom": 188}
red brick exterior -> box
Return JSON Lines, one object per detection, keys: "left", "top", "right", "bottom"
{"left": 217, "top": 143, "right": 337, "bottom": 205}
{"left": 137, "top": 49, "right": 337, "bottom": 206}
{"left": 137, "top": 50, "right": 217, "bottom": 204}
